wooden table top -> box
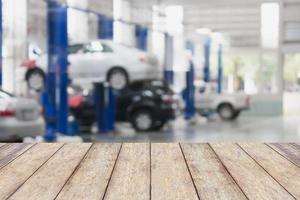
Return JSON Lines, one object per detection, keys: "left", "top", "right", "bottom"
{"left": 0, "top": 143, "right": 299, "bottom": 200}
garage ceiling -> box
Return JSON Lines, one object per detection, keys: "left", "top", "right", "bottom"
{"left": 128, "top": 0, "right": 300, "bottom": 50}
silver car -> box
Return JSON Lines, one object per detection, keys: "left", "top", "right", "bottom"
{"left": 0, "top": 89, "right": 45, "bottom": 141}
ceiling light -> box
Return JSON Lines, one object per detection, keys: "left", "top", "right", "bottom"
{"left": 195, "top": 28, "right": 212, "bottom": 35}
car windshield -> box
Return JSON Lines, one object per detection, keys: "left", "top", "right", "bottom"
{"left": 68, "top": 44, "right": 84, "bottom": 54}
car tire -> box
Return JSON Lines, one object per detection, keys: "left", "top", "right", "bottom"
{"left": 131, "top": 109, "right": 154, "bottom": 132}
{"left": 107, "top": 68, "right": 129, "bottom": 90}
{"left": 26, "top": 68, "right": 45, "bottom": 92}
{"left": 153, "top": 121, "right": 166, "bottom": 131}
{"left": 217, "top": 104, "right": 235, "bottom": 121}
{"left": 232, "top": 110, "right": 241, "bottom": 120}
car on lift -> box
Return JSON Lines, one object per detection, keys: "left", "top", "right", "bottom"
{"left": 195, "top": 83, "right": 251, "bottom": 120}
{"left": 0, "top": 89, "right": 45, "bottom": 141}
{"left": 21, "top": 40, "right": 160, "bottom": 91}
{"left": 68, "top": 80, "right": 178, "bottom": 132}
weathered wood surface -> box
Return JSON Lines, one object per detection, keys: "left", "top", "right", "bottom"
{"left": 56, "top": 144, "right": 121, "bottom": 200}
{"left": 0, "top": 143, "right": 63, "bottom": 199}
{"left": 0, "top": 144, "right": 34, "bottom": 169}
{"left": 181, "top": 144, "right": 247, "bottom": 200}
{"left": 104, "top": 143, "right": 150, "bottom": 200}
{"left": 0, "top": 143, "right": 298, "bottom": 200}
{"left": 210, "top": 144, "right": 295, "bottom": 200}
{"left": 151, "top": 143, "right": 199, "bottom": 200}
{"left": 240, "top": 143, "right": 300, "bottom": 199}
{"left": 268, "top": 143, "right": 300, "bottom": 167}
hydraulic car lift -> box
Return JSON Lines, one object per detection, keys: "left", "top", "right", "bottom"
{"left": 164, "top": 33, "right": 174, "bottom": 84}
{"left": 217, "top": 44, "right": 223, "bottom": 94}
{"left": 204, "top": 37, "right": 211, "bottom": 83}
{"left": 44, "top": 0, "right": 68, "bottom": 141}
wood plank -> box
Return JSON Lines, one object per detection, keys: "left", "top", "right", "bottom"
{"left": 211, "top": 144, "right": 295, "bottom": 200}
{"left": 0, "top": 144, "right": 34, "bottom": 169}
{"left": 181, "top": 144, "right": 247, "bottom": 200}
{"left": 0, "top": 143, "right": 63, "bottom": 200}
{"left": 240, "top": 143, "right": 300, "bottom": 199}
{"left": 151, "top": 143, "right": 199, "bottom": 200}
{"left": 9, "top": 143, "right": 92, "bottom": 200}
{"left": 268, "top": 143, "right": 300, "bottom": 167}
{"left": 104, "top": 143, "right": 150, "bottom": 200}
{"left": 56, "top": 143, "right": 121, "bottom": 200}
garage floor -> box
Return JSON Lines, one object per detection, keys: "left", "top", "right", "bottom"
{"left": 94, "top": 116, "right": 300, "bottom": 142}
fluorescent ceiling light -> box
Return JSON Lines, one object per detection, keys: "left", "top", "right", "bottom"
{"left": 196, "top": 28, "right": 212, "bottom": 35}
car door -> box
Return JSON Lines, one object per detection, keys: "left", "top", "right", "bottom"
{"left": 195, "top": 86, "right": 214, "bottom": 111}
{"left": 68, "top": 42, "right": 113, "bottom": 83}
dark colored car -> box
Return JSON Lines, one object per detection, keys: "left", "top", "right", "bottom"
{"left": 69, "top": 80, "right": 178, "bottom": 132}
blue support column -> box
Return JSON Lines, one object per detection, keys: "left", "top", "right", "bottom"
{"left": 98, "top": 15, "right": 114, "bottom": 39}
{"left": 0, "top": 0, "right": 2, "bottom": 86}
{"left": 217, "top": 44, "right": 223, "bottom": 94}
{"left": 182, "top": 61, "right": 196, "bottom": 120}
{"left": 204, "top": 37, "right": 211, "bottom": 83}
{"left": 44, "top": 1, "right": 68, "bottom": 141}
{"left": 94, "top": 82, "right": 116, "bottom": 134}
{"left": 164, "top": 33, "right": 174, "bottom": 84}
{"left": 135, "top": 25, "right": 148, "bottom": 51}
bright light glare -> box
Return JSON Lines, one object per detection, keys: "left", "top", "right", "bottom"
{"left": 261, "top": 3, "right": 279, "bottom": 49}
{"left": 196, "top": 28, "right": 212, "bottom": 35}
{"left": 166, "top": 5, "right": 183, "bottom": 35}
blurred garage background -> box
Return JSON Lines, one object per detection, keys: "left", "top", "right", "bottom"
{"left": 1, "top": 0, "right": 300, "bottom": 142}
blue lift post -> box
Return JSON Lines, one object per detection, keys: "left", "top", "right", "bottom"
{"left": 164, "top": 33, "right": 174, "bottom": 84}
{"left": 204, "top": 37, "right": 211, "bottom": 83}
{"left": 217, "top": 44, "right": 223, "bottom": 94}
{"left": 44, "top": 0, "right": 68, "bottom": 141}
{"left": 135, "top": 25, "right": 148, "bottom": 51}
{"left": 0, "top": 0, "right": 2, "bottom": 86}
{"left": 94, "top": 82, "right": 115, "bottom": 134}
{"left": 98, "top": 15, "right": 114, "bottom": 39}
{"left": 183, "top": 41, "right": 196, "bottom": 120}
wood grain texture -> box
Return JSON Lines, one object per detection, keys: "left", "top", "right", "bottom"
{"left": 56, "top": 143, "right": 121, "bottom": 200}
{"left": 211, "top": 144, "right": 295, "bottom": 200}
{"left": 240, "top": 143, "right": 300, "bottom": 199}
{"left": 9, "top": 143, "right": 92, "bottom": 200}
{"left": 181, "top": 144, "right": 247, "bottom": 200}
{"left": 0, "top": 144, "right": 34, "bottom": 169}
{"left": 104, "top": 143, "right": 150, "bottom": 200}
{"left": 268, "top": 144, "right": 300, "bottom": 167}
{"left": 268, "top": 143, "right": 300, "bottom": 167}
{"left": 151, "top": 143, "right": 199, "bottom": 200}
{"left": 0, "top": 143, "right": 63, "bottom": 200}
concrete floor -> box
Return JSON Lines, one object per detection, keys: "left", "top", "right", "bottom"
{"left": 93, "top": 115, "right": 300, "bottom": 143}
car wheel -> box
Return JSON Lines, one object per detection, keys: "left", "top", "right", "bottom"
{"left": 26, "top": 68, "right": 45, "bottom": 91}
{"left": 131, "top": 109, "right": 154, "bottom": 132}
{"left": 107, "top": 68, "right": 128, "bottom": 90}
{"left": 232, "top": 111, "right": 241, "bottom": 120}
{"left": 218, "top": 104, "right": 235, "bottom": 121}
{"left": 153, "top": 121, "right": 166, "bottom": 131}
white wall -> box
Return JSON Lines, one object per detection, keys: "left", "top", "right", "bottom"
{"left": 3, "top": 0, "right": 27, "bottom": 93}
{"left": 113, "top": 0, "right": 135, "bottom": 46}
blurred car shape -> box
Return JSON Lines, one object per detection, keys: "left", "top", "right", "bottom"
{"left": 0, "top": 89, "right": 45, "bottom": 141}
{"left": 69, "top": 80, "right": 178, "bottom": 132}
{"left": 22, "top": 40, "right": 160, "bottom": 91}
{"left": 195, "top": 83, "right": 251, "bottom": 120}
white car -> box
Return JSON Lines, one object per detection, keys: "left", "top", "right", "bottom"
{"left": 0, "top": 89, "right": 45, "bottom": 141}
{"left": 195, "top": 84, "right": 251, "bottom": 120}
{"left": 22, "top": 40, "right": 161, "bottom": 91}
